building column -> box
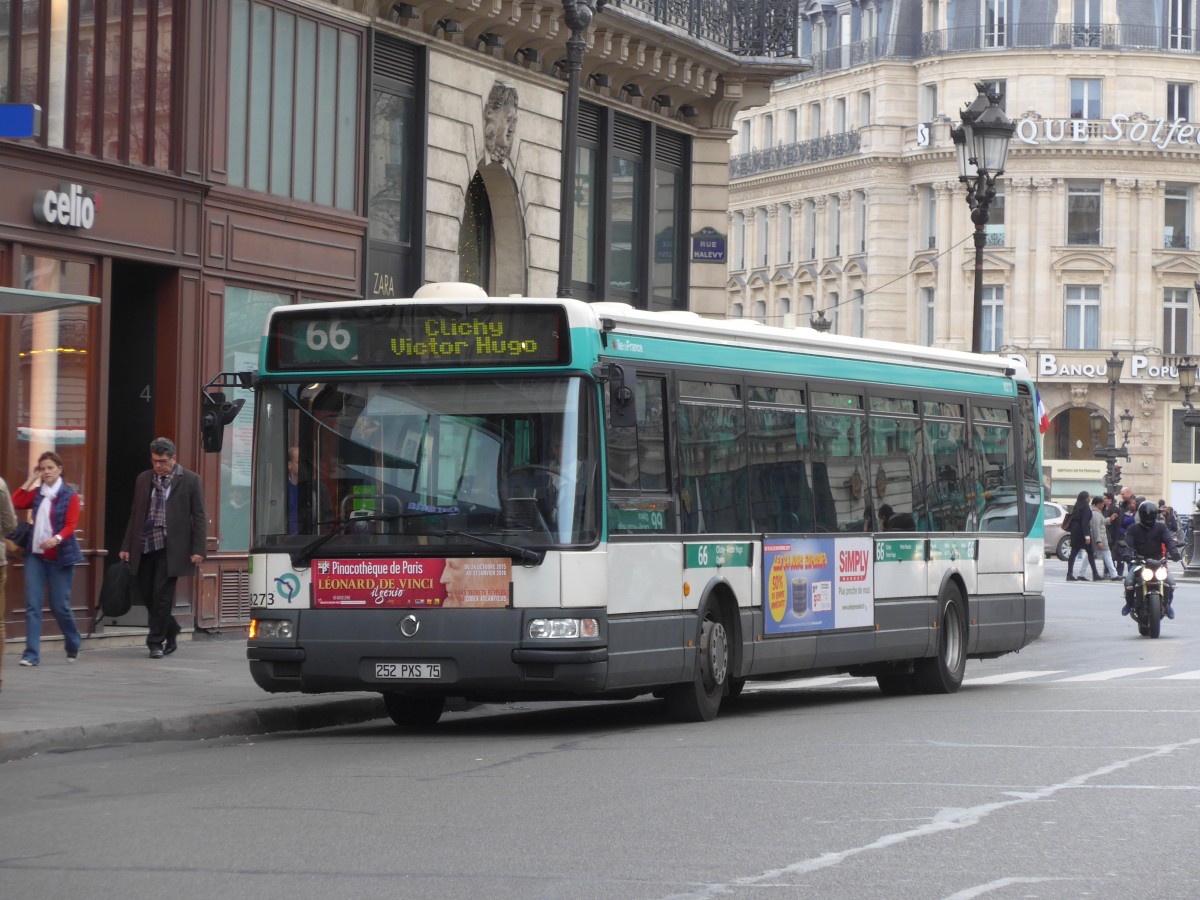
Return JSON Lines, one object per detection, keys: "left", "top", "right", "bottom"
{"left": 1031, "top": 178, "right": 1055, "bottom": 347}
{"left": 689, "top": 131, "right": 739, "bottom": 317}
{"left": 934, "top": 180, "right": 958, "bottom": 349}
{"left": 1010, "top": 178, "right": 1034, "bottom": 349}
{"left": 1113, "top": 177, "right": 1138, "bottom": 349}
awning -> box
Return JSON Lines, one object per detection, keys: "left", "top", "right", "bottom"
{"left": 0, "top": 287, "right": 101, "bottom": 315}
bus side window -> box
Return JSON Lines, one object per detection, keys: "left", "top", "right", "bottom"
{"left": 607, "top": 374, "right": 674, "bottom": 535}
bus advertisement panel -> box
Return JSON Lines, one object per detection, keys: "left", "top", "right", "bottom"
{"left": 310, "top": 557, "right": 511, "bottom": 609}
{"left": 763, "top": 536, "right": 874, "bottom": 633}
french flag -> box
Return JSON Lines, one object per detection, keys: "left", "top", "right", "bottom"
{"left": 1035, "top": 390, "right": 1049, "bottom": 434}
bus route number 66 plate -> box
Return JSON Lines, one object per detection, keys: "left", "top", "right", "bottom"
{"left": 376, "top": 662, "right": 441, "bottom": 679}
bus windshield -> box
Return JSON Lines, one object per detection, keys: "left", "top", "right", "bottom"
{"left": 252, "top": 376, "right": 600, "bottom": 553}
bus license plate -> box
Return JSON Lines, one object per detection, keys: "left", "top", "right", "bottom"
{"left": 376, "top": 662, "right": 441, "bottom": 680}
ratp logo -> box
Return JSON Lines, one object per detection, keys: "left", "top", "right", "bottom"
{"left": 274, "top": 573, "right": 301, "bottom": 602}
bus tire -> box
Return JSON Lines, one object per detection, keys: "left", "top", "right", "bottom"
{"left": 727, "top": 676, "right": 747, "bottom": 700}
{"left": 665, "top": 601, "right": 729, "bottom": 722}
{"left": 911, "top": 583, "right": 967, "bottom": 694}
{"left": 383, "top": 693, "right": 445, "bottom": 727}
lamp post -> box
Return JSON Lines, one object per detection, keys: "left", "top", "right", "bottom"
{"left": 951, "top": 83, "right": 1015, "bottom": 354}
{"left": 557, "top": 1, "right": 607, "bottom": 299}
{"left": 1092, "top": 350, "right": 1126, "bottom": 491}
{"left": 1177, "top": 356, "right": 1200, "bottom": 567}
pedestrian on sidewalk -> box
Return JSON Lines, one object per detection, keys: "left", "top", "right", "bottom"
{"left": 1091, "top": 496, "right": 1119, "bottom": 579}
{"left": 1066, "top": 490, "right": 1102, "bottom": 581}
{"left": 12, "top": 452, "right": 84, "bottom": 666}
{"left": 120, "top": 438, "right": 206, "bottom": 659}
{"left": 0, "top": 473, "right": 17, "bottom": 689}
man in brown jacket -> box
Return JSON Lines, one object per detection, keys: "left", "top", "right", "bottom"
{"left": 119, "top": 437, "right": 207, "bottom": 658}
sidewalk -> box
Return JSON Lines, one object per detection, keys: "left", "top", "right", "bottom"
{"left": 0, "top": 631, "right": 385, "bottom": 763}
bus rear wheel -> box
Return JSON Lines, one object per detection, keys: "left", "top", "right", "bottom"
{"left": 665, "top": 602, "right": 729, "bottom": 722}
{"left": 383, "top": 693, "right": 445, "bottom": 727}
{"left": 911, "top": 583, "right": 967, "bottom": 694}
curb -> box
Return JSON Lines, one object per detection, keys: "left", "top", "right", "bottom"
{"left": 0, "top": 695, "right": 385, "bottom": 763}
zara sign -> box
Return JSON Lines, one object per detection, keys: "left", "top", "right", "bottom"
{"left": 32, "top": 182, "right": 97, "bottom": 230}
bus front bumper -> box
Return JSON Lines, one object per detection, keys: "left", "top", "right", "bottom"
{"left": 247, "top": 607, "right": 609, "bottom": 697}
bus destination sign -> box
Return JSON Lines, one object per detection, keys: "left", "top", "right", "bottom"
{"left": 270, "top": 304, "right": 570, "bottom": 370}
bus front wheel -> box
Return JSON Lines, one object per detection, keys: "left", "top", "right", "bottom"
{"left": 665, "top": 602, "right": 729, "bottom": 722}
{"left": 383, "top": 693, "right": 445, "bottom": 728}
{"left": 911, "top": 583, "right": 967, "bottom": 694}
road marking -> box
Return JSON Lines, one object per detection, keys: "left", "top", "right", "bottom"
{"left": 1056, "top": 667, "right": 1168, "bottom": 682}
{"left": 661, "top": 738, "right": 1200, "bottom": 900}
{"left": 1162, "top": 670, "right": 1200, "bottom": 680}
{"left": 966, "top": 670, "right": 1065, "bottom": 685}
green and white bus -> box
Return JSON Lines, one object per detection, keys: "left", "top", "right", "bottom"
{"left": 230, "top": 283, "right": 1045, "bottom": 726}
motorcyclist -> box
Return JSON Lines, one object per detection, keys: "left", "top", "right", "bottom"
{"left": 1121, "top": 500, "right": 1181, "bottom": 618}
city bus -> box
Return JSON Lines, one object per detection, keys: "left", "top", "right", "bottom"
{"left": 223, "top": 283, "right": 1045, "bottom": 727}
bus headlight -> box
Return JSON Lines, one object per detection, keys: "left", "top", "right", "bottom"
{"left": 251, "top": 618, "right": 295, "bottom": 640}
{"left": 528, "top": 618, "right": 599, "bottom": 639}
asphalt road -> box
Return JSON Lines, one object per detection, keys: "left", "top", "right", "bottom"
{"left": 3, "top": 558, "right": 1200, "bottom": 900}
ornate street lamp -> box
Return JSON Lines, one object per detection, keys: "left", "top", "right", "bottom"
{"left": 1092, "top": 350, "right": 1125, "bottom": 489}
{"left": 951, "top": 83, "right": 1015, "bottom": 354}
{"left": 1178, "top": 355, "right": 1200, "bottom": 427}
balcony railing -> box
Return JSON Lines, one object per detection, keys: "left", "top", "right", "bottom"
{"left": 1165, "top": 230, "right": 1191, "bottom": 249}
{"left": 620, "top": 0, "right": 798, "bottom": 56}
{"left": 730, "top": 130, "right": 861, "bottom": 177}
{"left": 919, "top": 23, "right": 1200, "bottom": 56}
{"left": 791, "top": 23, "right": 1200, "bottom": 80}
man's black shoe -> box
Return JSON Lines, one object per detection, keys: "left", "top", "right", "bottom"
{"left": 149, "top": 648, "right": 164, "bottom": 659}
{"left": 165, "top": 622, "right": 180, "bottom": 656}
{"left": 1166, "top": 604, "right": 1175, "bottom": 620}
{"left": 1120, "top": 603, "right": 1131, "bottom": 616}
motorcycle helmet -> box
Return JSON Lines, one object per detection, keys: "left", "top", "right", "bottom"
{"left": 1137, "top": 500, "right": 1159, "bottom": 528}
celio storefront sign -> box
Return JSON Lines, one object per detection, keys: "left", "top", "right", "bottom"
{"left": 32, "top": 182, "right": 97, "bottom": 230}
{"left": 1016, "top": 114, "right": 1200, "bottom": 150}
{"left": 1008, "top": 352, "right": 1180, "bottom": 381}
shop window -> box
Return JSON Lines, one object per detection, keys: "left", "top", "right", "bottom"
{"left": 1167, "top": 82, "right": 1191, "bottom": 120}
{"left": 366, "top": 34, "right": 421, "bottom": 299}
{"left": 982, "top": 286, "right": 1004, "bottom": 352}
{"left": 1164, "top": 185, "right": 1190, "bottom": 249}
{"left": 921, "top": 287, "right": 936, "bottom": 346}
{"left": 1067, "top": 181, "right": 1101, "bottom": 245}
{"left": 220, "top": 287, "right": 290, "bottom": 550}
{"left": 1064, "top": 285, "right": 1100, "bottom": 349}
{"left": 1164, "top": 287, "right": 1191, "bottom": 355}
{"left": 227, "top": 0, "right": 360, "bottom": 210}
{"left": 16, "top": 255, "right": 96, "bottom": 511}
{"left": 986, "top": 181, "right": 1005, "bottom": 246}
{"left": 1069, "top": 78, "right": 1102, "bottom": 119}
{"left": 0, "top": 0, "right": 174, "bottom": 166}
{"left": 1172, "top": 409, "right": 1200, "bottom": 463}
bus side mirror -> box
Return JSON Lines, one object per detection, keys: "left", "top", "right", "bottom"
{"left": 200, "top": 391, "right": 245, "bottom": 453}
{"left": 593, "top": 362, "right": 636, "bottom": 429}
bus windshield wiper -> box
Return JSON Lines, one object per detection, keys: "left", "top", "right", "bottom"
{"left": 440, "top": 528, "right": 544, "bottom": 566}
{"left": 290, "top": 513, "right": 404, "bottom": 568}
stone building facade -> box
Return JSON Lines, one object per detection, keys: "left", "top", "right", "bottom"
{"left": 728, "top": 0, "right": 1200, "bottom": 509}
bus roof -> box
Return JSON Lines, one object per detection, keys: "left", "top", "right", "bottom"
{"left": 263, "top": 287, "right": 1030, "bottom": 384}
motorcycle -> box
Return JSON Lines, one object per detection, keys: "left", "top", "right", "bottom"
{"left": 1126, "top": 556, "right": 1175, "bottom": 639}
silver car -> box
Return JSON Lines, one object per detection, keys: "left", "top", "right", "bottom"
{"left": 1044, "top": 501, "right": 1070, "bottom": 559}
